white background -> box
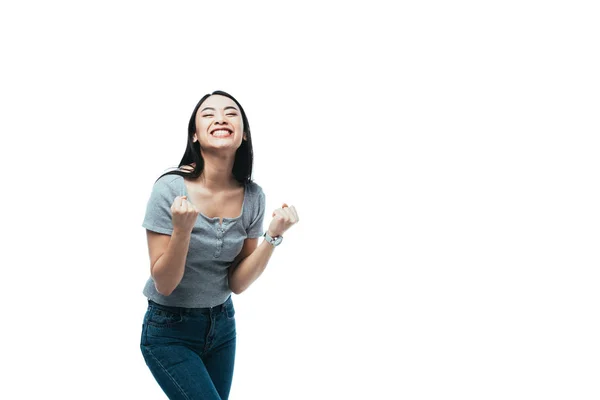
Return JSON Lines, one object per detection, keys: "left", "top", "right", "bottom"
{"left": 1, "top": 1, "right": 599, "bottom": 399}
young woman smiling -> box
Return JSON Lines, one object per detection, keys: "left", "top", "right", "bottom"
{"left": 139, "top": 90, "right": 299, "bottom": 399}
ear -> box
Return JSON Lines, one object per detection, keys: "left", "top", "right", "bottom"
{"left": 193, "top": 134, "right": 198, "bottom": 143}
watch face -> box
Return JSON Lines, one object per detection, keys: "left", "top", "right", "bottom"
{"left": 265, "top": 232, "right": 282, "bottom": 245}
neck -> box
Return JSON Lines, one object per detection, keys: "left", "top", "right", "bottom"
{"left": 197, "top": 150, "right": 238, "bottom": 190}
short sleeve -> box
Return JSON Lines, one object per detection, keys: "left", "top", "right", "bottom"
{"left": 142, "top": 176, "right": 176, "bottom": 235}
{"left": 246, "top": 188, "right": 266, "bottom": 238}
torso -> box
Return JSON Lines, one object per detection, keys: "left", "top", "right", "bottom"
{"left": 180, "top": 167, "right": 245, "bottom": 225}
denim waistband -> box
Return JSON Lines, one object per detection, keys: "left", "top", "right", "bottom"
{"left": 147, "top": 296, "right": 232, "bottom": 316}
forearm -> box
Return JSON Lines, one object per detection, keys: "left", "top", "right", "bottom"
{"left": 152, "top": 230, "right": 191, "bottom": 296}
{"left": 229, "top": 238, "right": 276, "bottom": 294}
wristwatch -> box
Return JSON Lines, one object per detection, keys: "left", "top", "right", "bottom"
{"left": 263, "top": 231, "right": 283, "bottom": 247}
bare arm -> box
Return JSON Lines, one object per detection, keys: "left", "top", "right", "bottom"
{"left": 228, "top": 237, "right": 275, "bottom": 294}
{"left": 146, "top": 194, "right": 199, "bottom": 296}
{"left": 229, "top": 203, "right": 300, "bottom": 294}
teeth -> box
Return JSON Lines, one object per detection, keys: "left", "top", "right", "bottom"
{"left": 212, "top": 129, "right": 232, "bottom": 137}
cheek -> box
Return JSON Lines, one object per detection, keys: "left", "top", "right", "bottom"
{"left": 195, "top": 120, "right": 210, "bottom": 138}
{"left": 235, "top": 120, "right": 244, "bottom": 134}
{"left": 196, "top": 118, "right": 209, "bottom": 131}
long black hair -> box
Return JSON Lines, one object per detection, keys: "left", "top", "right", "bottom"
{"left": 155, "top": 90, "right": 254, "bottom": 184}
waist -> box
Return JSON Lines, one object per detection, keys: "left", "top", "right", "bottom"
{"left": 148, "top": 295, "right": 232, "bottom": 316}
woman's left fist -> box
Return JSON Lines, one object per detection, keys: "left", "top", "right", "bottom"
{"left": 267, "top": 203, "right": 299, "bottom": 237}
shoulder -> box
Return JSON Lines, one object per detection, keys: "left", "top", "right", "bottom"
{"left": 245, "top": 180, "right": 265, "bottom": 199}
{"left": 152, "top": 172, "right": 183, "bottom": 194}
{"left": 156, "top": 173, "right": 182, "bottom": 185}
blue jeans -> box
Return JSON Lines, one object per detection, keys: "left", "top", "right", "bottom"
{"left": 140, "top": 296, "right": 237, "bottom": 399}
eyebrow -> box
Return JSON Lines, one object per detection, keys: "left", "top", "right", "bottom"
{"left": 200, "top": 106, "right": 239, "bottom": 113}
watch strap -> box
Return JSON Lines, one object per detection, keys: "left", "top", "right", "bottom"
{"left": 263, "top": 231, "right": 283, "bottom": 246}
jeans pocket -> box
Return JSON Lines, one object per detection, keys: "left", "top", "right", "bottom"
{"left": 225, "top": 302, "right": 236, "bottom": 320}
{"left": 146, "top": 306, "right": 183, "bottom": 327}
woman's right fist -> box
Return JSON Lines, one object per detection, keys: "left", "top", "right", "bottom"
{"left": 171, "top": 195, "right": 199, "bottom": 234}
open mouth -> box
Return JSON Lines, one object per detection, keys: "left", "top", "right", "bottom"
{"left": 211, "top": 128, "right": 233, "bottom": 137}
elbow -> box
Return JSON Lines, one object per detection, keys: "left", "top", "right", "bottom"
{"left": 154, "top": 280, "right": 174, "bottom": 297}
{"left": 229, "top": 280, "right": 245, "bottom": 295}
{"left": 230, "top": 284, "right": 243, "bottom": 295}
{"left": 158, "top": 288, "right": 174, "bottom": 297}
{"left": 228, "top": 270, "right": 242, "bottom": 295}
{"left": 151, "top": 264, "right": 176, "bottom": 296}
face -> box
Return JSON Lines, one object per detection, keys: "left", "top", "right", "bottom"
{"left": 193, "top": 95, "right": 246, "bottom": 152}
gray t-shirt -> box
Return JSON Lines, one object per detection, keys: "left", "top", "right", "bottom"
{"left": 141, "top": 173, "right": 266, "bottom": 307}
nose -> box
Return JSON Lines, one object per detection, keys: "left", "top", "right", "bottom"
{"left": 214, "top": 110, "right": 227, "bottom": 124}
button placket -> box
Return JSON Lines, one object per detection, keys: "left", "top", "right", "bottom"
{"left": 213, "top": 221, "right": 226, "bottom": 258}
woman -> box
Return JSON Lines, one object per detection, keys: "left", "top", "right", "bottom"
{"left": 139, "top": 90, "right": 299, "bottom": 399}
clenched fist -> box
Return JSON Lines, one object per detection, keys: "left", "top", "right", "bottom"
{"left": 171, "top": 195, "right": 199, "bottom": 234}
{"left": 267, "top": 203, "right": 299, "bottom": 237}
